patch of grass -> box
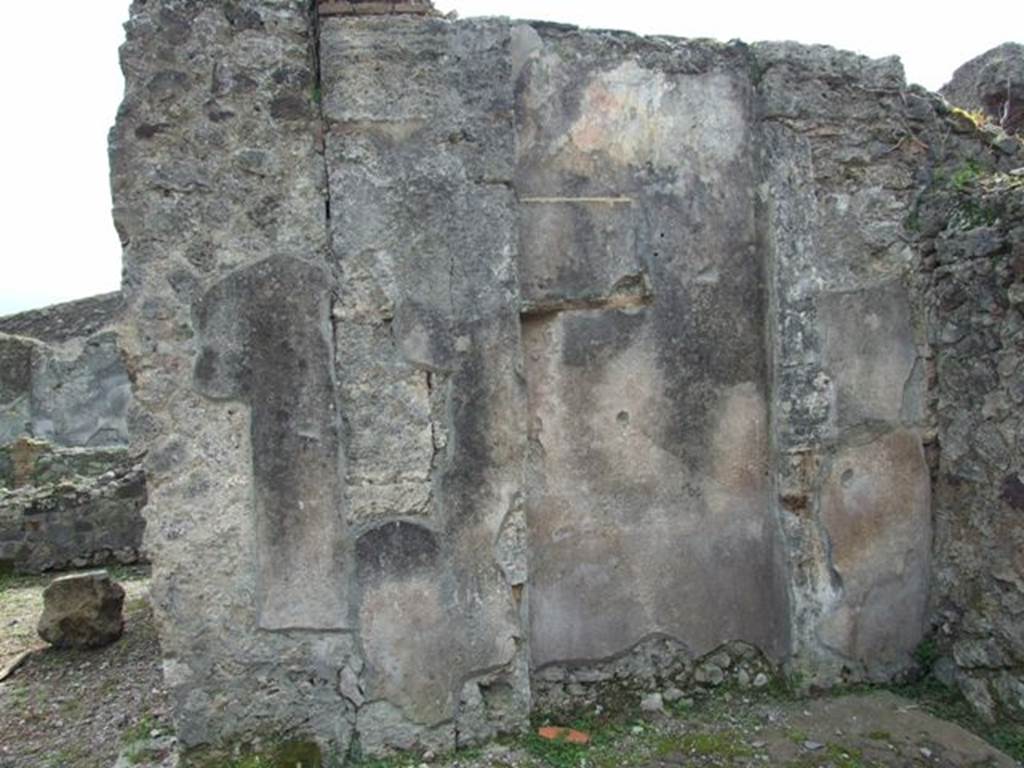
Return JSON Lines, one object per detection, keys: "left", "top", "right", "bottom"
{"left": 446, "top": 746, "right": 485, "bottom": 765}
{"left": 912, "top": 638, "right": 939, "bottom": 675}
{"left": 772, "top": 670, "right": 806, "bottom": 700}
{"left": 893, "top": 677, "right": 974, "bottom": 723}
{"left": 950, "top": 161, "right": 983, "bottom": 191}
{"left": 990, "top": 726, "right": 1024, "bottom": 762}
{"left": 347, "top": 742, "right": 491, "bottom": 768}
{"left": 121, "top": 715, "right": 160, "bottom": 766}
{"left": 904, "top": 205, "right": 922, "bottom": 233}
{"left": 522, "top": 707, "right": 643, "bottom": 768}
{"left": 8, "top": 684, "right": 30, "bottom": 707}
{"left": 0, "top": 570, "right": 39, "bottom": 595}
{"left": 824, "top": 742, "right": 873, "bottom": 768}
{"left": 125, "top": 596, "right": 149, "bottom": 614}
{"left": 122, "top": 714, "right": 157, "bottom": 745}
{"left": 865, "top": 730, "right": 891, "bottom": 741}
{"left": 523, "top": 730, "right": 589, "bottom": 768}
{"left": 220, "top": 757, "right": 270, "bottom": 768}
{"left": 275, "top": 741, "right": 322, "bottom": 768}
{"left": 661, "top": 730, "right": 753, "bottom": 759}
{"left": 106, "top": 564, "right": 151, "bottom": 583}
{"left": 184, "top": 739, "right": 323, "bottom": 768}
{"left": 44, "top": 746, "right": 91, "bottom": 768}
{"left": 347, "top": 758, "right": 407, "bottom": 768}
{"left": 786, "top": 728, "right": 809, "bottom": 744}
{"left": 665, "top": 696, "right": 695, "bottom": 716}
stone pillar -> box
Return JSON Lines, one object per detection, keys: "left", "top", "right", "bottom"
{"left": 112, "top": 0, "right": 529, "bottom": 757}
{"left": 756, "top": 44, "right": 933, "bottom": 682}
{"left": 319, "top": 14, "right": 530, "bottom": 752}
{"left": 110, "top": 0, "right": 354, "bottom": 753}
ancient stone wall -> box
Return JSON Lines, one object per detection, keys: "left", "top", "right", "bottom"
{"left": 111, "top": 0, "right": 360, "bottom": 754}
{"left": 0, "top": 295, "right": 145, "bottom": 572}
{"left": 918, "top": 166, "right": 1024, "bottom": 721}
{"left": 0, "top": 292, "right": 124, "bottom": 344}
{"left": 0, "top": 439, "right": 146, "bottom": 573}
{"left": 108, "top": 0, "right": 1024, "bottom": 756}
{"left": 0, "top": 293, "right": 131, "bottom": 448}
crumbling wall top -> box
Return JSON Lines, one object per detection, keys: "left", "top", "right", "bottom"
{"left": 318, "top": 0, "right": 439, "bottom": 17}
{"left": 0, "top": 292, "right": 123, "bottom": 344}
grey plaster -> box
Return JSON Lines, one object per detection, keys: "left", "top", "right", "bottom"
{"left": 194, "top": 255, "right": 346, "bottom": 631}
{"left": 818, "top": 284, "right": 919, "bottom": 430}
{"left": 322, "top": 15, "right": 528, "bottom": 748}
{"left": 518, "top": 26, "right": 790, "bottom": 671}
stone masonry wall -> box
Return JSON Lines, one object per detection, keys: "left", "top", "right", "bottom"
{"left": 0, "top": 295, "right": 145, "bottom": 573}
{"left": 111, "top": 0, "right": 365, "bottom": 755}
{"left": 918, "top": 165, "right": 1024, "bottom": 721}
{"left": 0, "top": 439, "right": 146, "bottom": 573}
{"left": 0, "top": 298, "right": 131, "bottom": 448}
{"left": 109, "top": 0, "right": 1024, "bottom": 756}
{"left": 0, "top": 292, "right": 124, "bottom": 344}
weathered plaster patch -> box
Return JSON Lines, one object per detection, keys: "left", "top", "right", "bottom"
{"left": 193, "top": 256, "right": 347, "bottom": 631}
{"left": 818, "top": 430, "right": 931, "bottom": 677}
{"left": 569, "top": 63, "right": 746, "bottom": 169}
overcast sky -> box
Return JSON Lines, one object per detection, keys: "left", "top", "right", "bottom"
{"left": 0, "top": 1, "right": 1018, "bottom": 316}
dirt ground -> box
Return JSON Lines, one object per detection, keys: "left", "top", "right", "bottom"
{"left": 409, "top": 689, "right": 1022, "bottom": 768}
{"left": 0, "top": 567, "right": 171, "bottom": 768}
{"left": 0, "top": 569, "right": 1020, "bottom": 768}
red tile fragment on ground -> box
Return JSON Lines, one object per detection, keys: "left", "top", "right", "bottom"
{"left": 537, "top": 726, "right": 591, "bottom": 745}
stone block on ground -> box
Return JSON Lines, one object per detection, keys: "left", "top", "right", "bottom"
{"left": 37, "top": 570, "right": 125, "bottom": 649}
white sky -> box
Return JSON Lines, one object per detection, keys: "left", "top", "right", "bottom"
{"left": 0, "top": 1, "right": 1018, "bottom": 316}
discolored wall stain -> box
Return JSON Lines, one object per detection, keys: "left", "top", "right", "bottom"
{"left": 518, "top": 29, "right": 789, "bottom": 669}
{"left": 818, "top": 430, "right": 931, "bottom": 677}
{"left": 355, "top": 522, "right": 455, "bottom": 722}
{"left": 193, "top": 255, "right": 347, "bottom": 630}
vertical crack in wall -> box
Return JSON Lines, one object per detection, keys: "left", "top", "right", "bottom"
{"left": 311, "top": 1, "right": 334, "bottom": 251}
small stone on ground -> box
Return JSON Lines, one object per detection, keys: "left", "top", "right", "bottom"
{"left": 37, "top": 570, "right": 125, "bottom": 649}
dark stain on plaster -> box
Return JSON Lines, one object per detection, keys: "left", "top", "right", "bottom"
{"left": 1001, "top": 474, "right": 1024, "bottom": 510}
{"left": 560, "top": 309, "right": 647, "bottom": 368}
{"left": 440, "top": 340, "right": 495, "bottom": 530}
{"left": 271, "top": 94, "right": 313, "bottom": 122}
{"left": 356, "top": 521, "right": 440, "bottom": 583}
{"left": 193, "top": 255, "right": 347, "bottom": 630}
{"left": 0, "top": 336, "right": 34, "bottom": 405}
